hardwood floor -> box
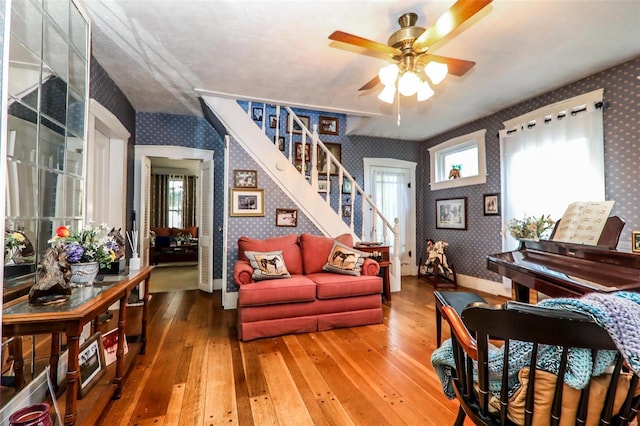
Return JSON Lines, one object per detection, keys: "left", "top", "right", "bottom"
{"left": 96, "top": 277, "right": 505, "bottom": 425}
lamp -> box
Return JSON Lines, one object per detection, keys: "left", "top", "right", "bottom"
{"left": 376, "top": 60, "right": 448, "bottom": 104}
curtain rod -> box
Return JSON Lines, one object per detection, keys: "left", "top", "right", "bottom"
{"left": 502, "top": 101, "right": 605, "bottom": 136}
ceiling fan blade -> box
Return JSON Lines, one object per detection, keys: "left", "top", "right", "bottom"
{"left": 421, "top": 55, "right": 476, "bottom": 76}
{"left": 413, "top": 0, "right": 493, "bottom": 53}
{"left": 329, "top": 31, "right": 401, "bottom": 56}
{"left": 359, "top": 75, "right": 380, "bottom": 91}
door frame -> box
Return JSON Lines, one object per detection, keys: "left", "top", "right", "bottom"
{"left": 363, "top": 157, "right": 417, "bottom": 276}
{"left": 133, "top": 145, "right": 217, "bottom": 289}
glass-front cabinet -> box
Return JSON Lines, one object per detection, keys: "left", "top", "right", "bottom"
{"left": 4, "top": 0, "right": 89, "bottom": 288}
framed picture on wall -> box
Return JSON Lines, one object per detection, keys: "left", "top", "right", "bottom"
{"left": 287, "top": 114, "right": 310, "bottom": 135}
{"left": 273, "top": 136, "right": 285, "bottom": 151}
{"left": 269, "top": 115, "right": 278, "bottom": 128}
{"left": 483, "top": 193, "right": 500, "bottom": 216}
{"left": 436, "top": 197, "right": 467, "bottom": 230}
{"left": 317, "top": 143, "right": 341, "bottom": 176}
{"left": 233, "top": 170, "right": 257, "bottom": 188}
{"left": 317, "top": 179, "right": 329, "bottom": 193}
{"left": 275, "top": 208, "right": 298, "bottom": 227}
{"left": 319, "top": 116, "right": 339, "bottom": 135}
{"left": 230, "top": 189, "right": 265, "bottom": 217}
{"left": 251, "top": 107, "right": 263, "bottom": 122}
{"left": 633, "top": 231, "right": 640, "bottom": 253}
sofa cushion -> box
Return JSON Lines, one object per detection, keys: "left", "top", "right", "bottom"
{"left": 238, "top": 234, "right": 303, "bottom": 274}
{"left": 300, "top": 233, "right": 353, "bottom": 274}
{"left": 155, "top": 235, "right": 171, "bottom": 247}
{"left": 238, "top": 275, "right": 316, "bottom": 306}
{"left": 151, "top": 226, "right": 170, "bottom": 237}
{"left": 245, "top": 250, "right": 291, "bottom": 280}
{"left": 310, "top": 272, "right": 382, "bottom": 299}
{"left": 323, "top": 241, "right": 369, "bottom": 276}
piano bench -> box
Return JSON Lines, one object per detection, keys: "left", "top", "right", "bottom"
{"left": 434, "top": 291, "right": 487, "bottom": 347}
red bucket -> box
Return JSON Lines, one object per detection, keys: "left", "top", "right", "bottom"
{"left": 9, "top": 403, "right": 52, "bottom": 426}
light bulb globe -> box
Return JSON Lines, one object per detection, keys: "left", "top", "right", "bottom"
{"left": 398, "top": 71, "right": 420, "bottom": 96}
{"left": 377, "top": 85, "right": 396, "bottom": 104}
{"left": 378, "top": 64, "right": 399, "bottom": 87}
{"left": 425, "top": 61, "right": 448, "bottom": 85}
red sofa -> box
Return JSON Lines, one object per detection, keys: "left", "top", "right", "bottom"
{"left": 233, "top": 233, "right": 383, "bottom": 341}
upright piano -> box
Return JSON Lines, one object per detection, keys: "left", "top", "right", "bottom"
{"left": 487, "top": 216, "right": 640, "bottom": 302}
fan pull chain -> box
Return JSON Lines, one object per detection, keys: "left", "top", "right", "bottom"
{"left": 397, "top": 91, "right": 401, "bottom": 126}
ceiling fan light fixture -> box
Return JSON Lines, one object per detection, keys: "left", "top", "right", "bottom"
{"left": 378, "top": 63, "right": 399, "bottom": 86}
{"left": 378, "top": 85, "right": 396, "bottom": 104}
{"left": 398, "top": 71, "right": 420, "bottom": 96}
{"left": 425, "top": 61, "right": 448, "bottom": 85}
{"left": 417, "top": 80, "right": 434, "bottom": 101}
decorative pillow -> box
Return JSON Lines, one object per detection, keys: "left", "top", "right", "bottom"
{"left": 300, "top": 233, "right": 354, "bottom": 274}
{"left": 238, "top": 234, "right": 303, "bottom": 274}
{"left": 322, "top": 241, "right": 369, "bottom": 276}
{"left": 489, "top": 367, "right": 640, "bottom": 426}
{"left": 245, "top": 250, "right": 291, "bottom": 281}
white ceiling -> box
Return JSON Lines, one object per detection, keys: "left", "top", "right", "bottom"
{"left": 78, "top": 0, "right": 640, "bottom": 141}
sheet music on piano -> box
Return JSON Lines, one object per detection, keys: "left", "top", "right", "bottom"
{"left": 552, "top": 200, "right": 615, "bottom": 245}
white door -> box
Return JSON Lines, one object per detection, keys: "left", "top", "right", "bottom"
{"left": 140, "top": 157, "right": 152, "bottom": 267}
{"left": 86, "top": 129, "right": 110, "bottom": 224}
{"left": 364, "top": 159, "right": 417, "bottom": 276}
{"left": 198, "top": 159, "right": 214, "bottom": 293}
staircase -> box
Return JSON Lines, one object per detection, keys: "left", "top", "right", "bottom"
{"left": 199, "top": 94, "right": 401, "bottom": 293}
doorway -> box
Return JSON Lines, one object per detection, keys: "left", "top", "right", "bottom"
{"left": 363, "top": 158, "right": 417, "bottom": 276}
{"left": 134, "top": 146, "right": 215, "bottom": 295}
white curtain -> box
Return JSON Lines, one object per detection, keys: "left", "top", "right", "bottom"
{"left": 500, "top": 90, "right": 604, "bottom": 251}
{"left": 372, "top": 168, "right": 408, "bottom": 253}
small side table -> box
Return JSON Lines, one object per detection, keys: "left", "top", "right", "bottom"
{"left": 356, "top": 245, "right": 391, "bottom": 301}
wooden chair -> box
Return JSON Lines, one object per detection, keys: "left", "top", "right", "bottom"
{"left": 439, "top": 301, "right": 640, "bottom": 426}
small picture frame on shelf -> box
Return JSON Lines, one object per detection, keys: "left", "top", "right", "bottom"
{"left": 633, "top": 231, "right": 640, "bottom": 253}
{"left": 436, "top": 197, "right": 467, "bottom": 230}
{"left": 233, "top": 169, "right": 257, "bottom": 188}
{"left": 230, "top": 188, "right": 265, "bottom": 217}
{"left": 251, "top": 106, "right": 263, "bottom": 122}
{"left": 78, "top": 332, "right": 106, "bottom": 399}
{"left": 319, "top": 116, "right": 339, "bottom": 135}
{"left": 483, "top": 193, "right": 500, "bottom": 216}
{"left": 275, "top": 208, "right": 298, "bottom": 227}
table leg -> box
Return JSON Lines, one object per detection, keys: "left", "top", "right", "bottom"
{"left": 382, "top": 266, "right": 391, "bottom": 301}
{"left": 64, "top": 327, "right": 81, "bottom": 426}
{"left": 113, "top": 293, "right": 128, "bottom": 399}
{"left": 10, "top": 337, "right": 24, "bottom": 388}
{"left": 49, "top": 333, "right": 60, "bottom": 390}
{"left": 141, "top": 275, "right": 150, "bottom": 354}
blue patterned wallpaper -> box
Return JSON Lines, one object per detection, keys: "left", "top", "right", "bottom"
{"left": 136, "top": 112, "right": 225, "bottom": 280}
{"left": 419, "top": 56, "right": 640, "bottom": 283}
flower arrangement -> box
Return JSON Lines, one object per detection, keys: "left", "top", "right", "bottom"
{"left": 5, "top": 231, "right": 26, "bottom": 256}
{"left": 49, "top": 223, "right": 118, "bottom": 269}
{"left": 504, "top": 214, "right": 556, "bottom": 240}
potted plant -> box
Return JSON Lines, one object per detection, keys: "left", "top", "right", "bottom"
{"left": 49, "top": 223, "right": 119, "bottom": 286}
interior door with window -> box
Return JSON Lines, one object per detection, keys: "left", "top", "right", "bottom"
{"left": 364, "top": 159, "right": 417, "bottom": 276}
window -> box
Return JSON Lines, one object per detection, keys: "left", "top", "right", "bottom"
{"left": 428, "top": 129, "right": 486, "bottom": 190}
{"left": 168, "top": 177, "right": 184, "bottom": 228}
{"left": 500, "top": 89, "right": 604, "bottom": 251}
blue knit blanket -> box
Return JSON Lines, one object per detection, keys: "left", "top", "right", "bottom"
{"left": 431, "top": 291, "right": 640, "bottom": 399}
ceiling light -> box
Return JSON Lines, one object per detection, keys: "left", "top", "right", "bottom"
{"left": 378, "top": 85, "right": 396, "bottom": 104}
{"left": 417, "top": 80, "right": 434, "bottom": 101}
{"left": 398, "top": 71, "right": 420, "bottom": 96}
{"left": 425, "top": 61, "right": 448, "bottom": 85}
{"left": 378, "top": 64, "right": 399, "bottom": 86}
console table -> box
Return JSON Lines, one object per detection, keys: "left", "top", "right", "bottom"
{"left": 2, "top": 266, "right": 153, "bottom": 426}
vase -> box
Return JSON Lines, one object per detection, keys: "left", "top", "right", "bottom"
{"left": 9, "top": 402, "right": 52, "bottom": 426}
{"left": 70, "top": 262, "right": 100, "bottom": 286}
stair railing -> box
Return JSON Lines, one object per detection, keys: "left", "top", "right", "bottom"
{"left": 244, "top": 102, "right": 399, "bottom": 253}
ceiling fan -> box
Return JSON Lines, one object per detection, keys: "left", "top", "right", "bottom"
{"left": 328, "top": 0, "right": 493, "bottom": 103}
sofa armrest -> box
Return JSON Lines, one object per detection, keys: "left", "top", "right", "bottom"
{"left": 234, "top": 260, "right": 255, "bottom": 285}
{"left": 361, "top": 258, "right": 380, "bottom": 276}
